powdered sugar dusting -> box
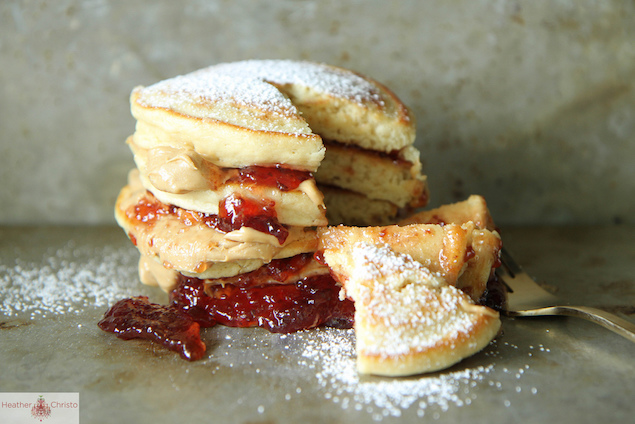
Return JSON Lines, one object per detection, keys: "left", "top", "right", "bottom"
{"left": 344, "top": 242, "right": 491, "bottom": 356}
{"left": 350, "top": 242, "right": 441, "bottom": 284}
{"left": 139, "top": 69, "right": 300, "bottom": 119}
{"left": 294, "top": 327, "right": 497, "bottom": 420}
{"left": 0, "top": 238, "right": 149, "bottom": 319}
{"left": 214, "top": 60, "right": 385, "bottom": 105}
{"left": 1, "top": 229, "right": 548, "bottom": 420}
{"left": 137, "top": 60, "right": 384, "bottom": 122}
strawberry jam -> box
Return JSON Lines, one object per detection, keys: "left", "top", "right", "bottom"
{"left": 218, "top": 194, "right": 288, "bottom": 244}
{"left": 98, "top": 296, "right": 206, "bottom": 361}
{"left": 129, "top": 196, "right": 178, "bottom": 225}
{"left": 478, "top": 274, "right": 508, "bottom": 312}
{"left": 230, "top": 165, "right": 311, "bottom": 191}
{"left": 128, "top": 193, "right": 216, "bottom": 228}
{"left": 170, "top": 256, "right": 355, "bottom": 333}
{"left": 128, "top": 191, "right": 288, "bottom": 244}
{"left": 207, "top": 253, "right": 315, "bottom": 289}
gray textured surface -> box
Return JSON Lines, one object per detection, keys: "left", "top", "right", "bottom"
{"left": 1, "top": 225, "right": 633, "bottom": 423}
{"left": 1, "top": 0, "right": 635, "bottom": 225}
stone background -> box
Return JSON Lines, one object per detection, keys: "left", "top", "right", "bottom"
{"left": 1, "top": 0, "right": 634, "bottom": 226}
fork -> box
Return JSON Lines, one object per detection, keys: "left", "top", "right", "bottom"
{"left": 495, "top": 247, "right": 635, "bottom": 343}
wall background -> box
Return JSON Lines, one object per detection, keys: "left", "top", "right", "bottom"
{"left": 1, "top": 0, "right": 634, "bottom": 226}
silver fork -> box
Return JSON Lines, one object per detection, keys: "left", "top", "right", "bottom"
{"left": 496, "top": 247, "right": 635, "bottom": 343}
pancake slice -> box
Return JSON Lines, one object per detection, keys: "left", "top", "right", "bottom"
{"left": 399, "top": 194, "right": 496, "bottom": 231}
{"left": 319, "top": 185, "right": 399, "bottom": 226}
{"left": 316, "top": 142, "right": 427, "bottom": 209}
{"left": 318, "top": 222, "right": 501, "bottom": 301}
{"left": 320, "top": 241, "right": 500, "bottom": 376}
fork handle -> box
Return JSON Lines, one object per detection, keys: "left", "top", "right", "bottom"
{"left": 510, "top": 306, "right": 635, "bottom": 344}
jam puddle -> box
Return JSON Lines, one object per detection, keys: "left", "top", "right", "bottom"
{"left": 98, "top": 296, "right": 206, "bottom": 361}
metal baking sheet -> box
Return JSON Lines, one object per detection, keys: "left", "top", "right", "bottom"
{"left": 1, "top": 226, "right": 633, "bottom": 423}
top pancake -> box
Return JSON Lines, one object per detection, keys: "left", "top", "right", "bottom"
{"left": 131, "top": 60, "right": 415, "bottom": 171}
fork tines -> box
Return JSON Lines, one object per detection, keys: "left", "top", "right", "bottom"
{"left": 499, "top": 247, "right": 521, "bottom": 278}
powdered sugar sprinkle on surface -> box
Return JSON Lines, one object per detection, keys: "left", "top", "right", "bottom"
{"left": 1, "top": 228, "right": 546, "bottom": 421}
{"left": 0, "top": 237, "right": 149, "bottom": 319}
{"left": 293, "top": 327, "right": 497, "bottom": 420}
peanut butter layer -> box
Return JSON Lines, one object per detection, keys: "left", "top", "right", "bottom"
{"left": 128, "top": 137, "right": 327, "bottom": 227}
{"left": 116, "top": 171, "right": 319, "bottom": 276}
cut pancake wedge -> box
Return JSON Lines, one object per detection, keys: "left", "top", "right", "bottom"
{"left": 319, "top": 239, "right": 500, "bottom": 376}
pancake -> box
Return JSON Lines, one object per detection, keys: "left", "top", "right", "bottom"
{"left": 129, "top": 60, "right": 427, "bottom": 227}
{"left": 318, "top": 222, "right": 501, "bottom": 301}
{"left": 104, "top": 60, "right": 499, "bottom": 367}
{"left": 130, "top": 60, "right": 416, "bottom": 171}
{"left": 316, "top": 142, "right": 428, "bottom": 209}
{"left": 318, "top": 185, "right": 399, "bottom": 226}
{"left": 399, "top": 194, "right": 496, "bottom": 231}
{"left": 319, "top": 240, "right": 500, "bottom": 376}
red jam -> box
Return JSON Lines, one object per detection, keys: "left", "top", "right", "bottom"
{"left": 170, "top": 259, "right": 355, "bottom": 333}
{"left": 98, "top": 296, "right": 206, "bottom": 361}
{"left": 218, "top": 194, "right": 288, "bottom": 244}
{"left": 128, "top": 192, "right": 288, "bottom": 244}
{"left": 129, "top": 194, "right": 216, "bottom": 228}
{"left": 130, "top": 196, "right": 178, "bottom": 225}
{"left": 209, "top": 253, "right": 314, "bottom": 289}
{"left": 229, "top": 165, "right": 311, "bottom": 191}
{"left": 478, "top": 273, "right": 508, "bottom": 312}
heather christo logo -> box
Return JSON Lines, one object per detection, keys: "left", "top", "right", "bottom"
{"left": 0, "top": 392, "right": 80, "bottom": 423}
{"left": 31, "top": 395, "right": 51, "bottom": 421}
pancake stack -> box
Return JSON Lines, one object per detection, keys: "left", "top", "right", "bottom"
{"left": 114, "top": 60, "right": 428, "bottom": 330}
{"left": 110, "top": 60, "right": 503, "bottom": 374}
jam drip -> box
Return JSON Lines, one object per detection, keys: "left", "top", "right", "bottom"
{"left": 218, "top": 194, "right": 288, "bottom": 244}
{"left": 98, "top": 296, "right": 206, "bottom": 361}
{"left": 171, "top": 272, "right": 355, "bottom": 333}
